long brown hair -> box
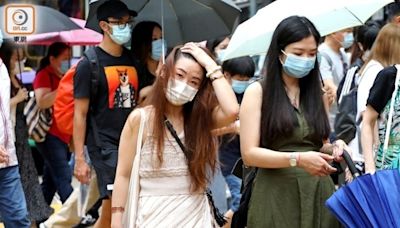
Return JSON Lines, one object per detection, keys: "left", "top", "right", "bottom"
{"left": 146, "top": 46, "right": 218, "bottom": 192}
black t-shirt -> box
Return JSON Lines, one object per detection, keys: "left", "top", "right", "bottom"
{"left": 367, "top": 66, "right": 397, "bottom": 114}
{"left": 74, "top": 47, "right": 141, "bottom": 149}
{"left": 219, "top": 92, "right": 244, "bottom": 176}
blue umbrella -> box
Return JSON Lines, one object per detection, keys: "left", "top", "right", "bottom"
{"left": 326, "top": 152, "right": 400, "bottom": 228}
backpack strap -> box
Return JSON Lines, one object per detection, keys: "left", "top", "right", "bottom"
{"left": 83, "top": 47, "right": 100, "bottom": 99}
{"left": 83, "top": 47, "right": 101, "bottom": 148}
{"left": 338, "top": 65, "right": 359, "bottom": 104}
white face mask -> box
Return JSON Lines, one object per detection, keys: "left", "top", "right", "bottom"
{"left": 165, "top": 78, "right": 198, "bottom": 106}
{"left": 215, "top": 49, "right": 226, "bottom": 64}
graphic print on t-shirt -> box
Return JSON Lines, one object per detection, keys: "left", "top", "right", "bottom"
{"left": 104, "top": 66, "right": 138, "bottom": 109}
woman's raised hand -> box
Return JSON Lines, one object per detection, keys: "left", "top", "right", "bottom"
{"left": 180, "top": 42, "right": 218, "bottom": 73}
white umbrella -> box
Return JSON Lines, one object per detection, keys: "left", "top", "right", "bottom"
{"left": 223, "top": 0, "right": 394, "bottom": 61}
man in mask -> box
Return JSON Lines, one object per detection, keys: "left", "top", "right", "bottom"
{"left": 318, "top": 28, "right": 353, "bottom": 137}
{"left": 0, "top": 29, "right": 31, "bottom": 227}
{"left": 73, "top": 1, "right": 142, "bottom": 227}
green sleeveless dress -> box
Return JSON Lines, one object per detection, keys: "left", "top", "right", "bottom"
{"left": 247, "top": 109, "right": 340, "bottom": 228}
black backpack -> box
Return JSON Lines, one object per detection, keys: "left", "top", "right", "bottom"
{"left": 334, "top": 65, "right": 360, "bottom": 144}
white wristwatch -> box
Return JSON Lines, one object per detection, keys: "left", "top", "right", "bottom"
{"left": 289, "top": 153, "right": 298, "bottom": 167}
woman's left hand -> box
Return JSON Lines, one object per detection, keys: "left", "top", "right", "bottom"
{"left": 332, "top": 139, "right": 351, "bottom": 162}
{"left": 180, "top": 42, "right": 218, "bottom": 72}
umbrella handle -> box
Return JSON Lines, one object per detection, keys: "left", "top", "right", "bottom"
{"left": 342, "top": 150, "right": 361, "bottom": 178}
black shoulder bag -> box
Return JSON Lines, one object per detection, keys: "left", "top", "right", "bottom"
{"left": 164, "top": 117, "right": 227, "bottom": 227}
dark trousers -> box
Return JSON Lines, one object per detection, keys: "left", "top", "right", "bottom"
{"left": 36, "top": 133, "right": 73, "bottom": 204}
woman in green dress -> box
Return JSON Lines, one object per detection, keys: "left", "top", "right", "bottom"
{"left": 240, "top": 16, "right": 347, "bottom": 228}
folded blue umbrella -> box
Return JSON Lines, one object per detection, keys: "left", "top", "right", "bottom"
{"left": 372, "top": 170, "right": 400, "bottom": 227}
{"left": 326, "top": 152, "right": 400, "bottom": 228}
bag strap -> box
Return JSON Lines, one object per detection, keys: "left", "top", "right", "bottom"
{"left": 338, "top": 66, "right": 358, "bottom": 104}
{"left": 382, "top": 65, "right": 400, "bottom": 168}
{"left": 124, "top": 108, "right": 146, "bottom": 227}
{"left": 83, "top": 47, "right": 101, "bottom": 147}
{"left": 163, "top": 117, "right": 227, "bottom": 226}
{"left": 83, "top": 47, "right": 100, "bottom": 100}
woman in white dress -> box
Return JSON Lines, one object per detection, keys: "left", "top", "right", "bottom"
{"left": 111, "top": 43, "right": 239, "bottom": 228}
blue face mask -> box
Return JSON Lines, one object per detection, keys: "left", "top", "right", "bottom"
{"left": 232, "top": 79, "right": 250, "bottom": 94}
{"left": 281, "top": 51, "right": 316, "bottom": 78}
{"left": 109, "top": 24, "right": 132, "bottom": 45}
{"left": 60, "top": 60, "right": 69, "bottom": 74}
{"left": 151, "top": 39, "right": 167, "bottom": 61}
{"left": 341, "top": 33, "right": 354, "bottom": 49}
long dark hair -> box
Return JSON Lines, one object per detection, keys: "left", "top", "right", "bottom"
{"left": 260, "top": 16, "right": 330, "bottom": 148}
{"left": 146, "top": 46, "right": 218, "bottom": 192}
{"left": 37, "top": 42, "right": 69, "bottom": 73}
{"left": 350, "top": 21, "right": 381, "bottom": 65}
{"left": 131, "top": 21, "right": 162, "bottom": 65}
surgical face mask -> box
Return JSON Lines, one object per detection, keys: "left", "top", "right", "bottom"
{"left": 341, "top": 33, "right": 354, "bottom": 49}
{"left": 281, "top": 51, "right": 316, "bottom": 78}
{"left": 60, "top": 60, "right": 69, "bottom": 74}
{"left": 109, "top": 24, "right": 132, "bottom": 45}
{"left": 166, "top": 78, "right": 198, "bottom": 106}
{"left": 232, "top": 79, "right": 250, "bottom": 94}
{"left": 151, "top": 39, "right": 167, "bottom": 61}
{"left": 215, "top": 49, "right": 227, "bottom": 63}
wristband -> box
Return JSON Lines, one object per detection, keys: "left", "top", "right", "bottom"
{"left": 206, "top": 66, "right": 222, "bottom": 78}
{"left": 111, "top": 206, "right": 125, "bottom": 214}
{"left": 210, "top": 71, "right": 224, "bottom": 82}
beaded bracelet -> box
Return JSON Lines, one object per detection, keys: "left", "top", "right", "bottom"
{"left": 206, "top": 66, "right": 222, "bottom": 78}
{"left": 210, "top": 71, "right": 224, "bottom": 82}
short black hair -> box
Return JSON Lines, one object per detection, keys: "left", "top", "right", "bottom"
{"left": 222, "top": 56, "right": 255, "bottom": 78}
{"left": 387, "top": 2, "right": 400, "bottom": 21}
{"left": 355, "top": 21, "right": 382, "bottom": 50}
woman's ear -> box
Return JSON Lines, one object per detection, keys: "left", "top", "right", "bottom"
{"left": 158, "top": 64, "right": 168, "bottom": 78}
{"left": 357, "top": 42, "right": 364, "bottom": 52}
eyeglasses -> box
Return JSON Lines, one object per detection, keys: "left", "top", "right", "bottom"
{"left": 107, "top": 20, "right": 135, "bottom": 29}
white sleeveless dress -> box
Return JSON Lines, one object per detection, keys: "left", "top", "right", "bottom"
{"left": 130, "top": 108, "right": 215, "bottom": 228}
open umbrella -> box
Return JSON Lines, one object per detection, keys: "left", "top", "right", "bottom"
{"left": 26, "top": 18, "right": 102, "bottom": 45}
{"left": 326, "top": 152, "right": 400, "bottom": 228}
{"left": 86, "top": 0, "right": 241, "bottom": 46}
{"left": 223, "top": 0, "right": 394, "bottom": 60}
{"left": 0, "top": 4, "right": 81, "bottom": 38}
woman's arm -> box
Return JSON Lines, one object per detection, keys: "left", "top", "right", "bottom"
{"left": 240, "top": 83, "right": 336, "bottom": 176}
{"left": 361, "top": 105, "right": 379, "bottom": 173}
{"left": 10, "top": 88, "right": 28, "bottom": 108}
{"left": 111, "top": 109, "right": 142, "bottom": 227}
{"left": 34, "top": 88, "right": 57, "bottom": 109}
{"left": 180, "top": 43, "right": 239, "bottom": 129}
{"left": 211, "top": 120, "right": 239, "bottom": 136}
{"left": 209, "top": 69, "right": 239, "bottom": 128}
